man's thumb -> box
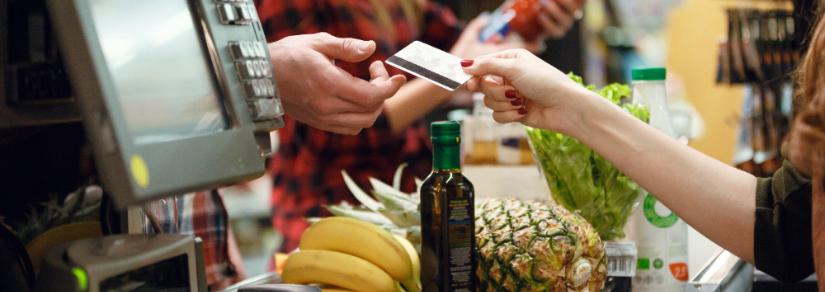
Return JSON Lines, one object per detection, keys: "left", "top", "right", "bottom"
{"left": 312, "top": 33, "right": 376, "bottom": 62}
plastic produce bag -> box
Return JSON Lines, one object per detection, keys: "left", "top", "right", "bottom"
{"left": 527, "top": 74, "right": 650, "bottom": 240}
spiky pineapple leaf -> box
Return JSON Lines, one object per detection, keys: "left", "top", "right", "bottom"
{"left": 369, "top": 178, "right": 418, "bottom": 210}
{"left": 378, "top": 209, "right": 420, "bottom": 228}
{"left": 392, "top": 163, "right": 407, "bottom": 191}
{"left": 341, "top": 170, "right": 384, "bottom": 212}
{"left": 326, "top": 205, "right": 393, "bottom": 226}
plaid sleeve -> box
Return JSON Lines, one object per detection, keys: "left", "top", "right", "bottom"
{"left": 143, "top": 191, "right": 235, "bottom": 289}
{"left": 418, "top": 1, "right": 463, "bottom": 51}
{"left": 255, "top": 0, "right": 321, "bottom": 42}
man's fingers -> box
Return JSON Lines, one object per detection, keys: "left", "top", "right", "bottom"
{"left": 329, "top": 63, "right": 405, "bottom": 107}
{"left": 323, "top": 111, "right": 382, "bottom": 130}
{"left": 308, "top": 93, "right": 379, "bottom": 115}
{"left": 311, "top": 32, "right": 377, "bottom": 63}
{"left": 368, "top": 60, "right": 390, "bottom": 80}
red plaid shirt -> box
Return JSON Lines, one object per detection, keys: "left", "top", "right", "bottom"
{"left": 255, "top": 0, "right": 462, "bottom": 251}
{"left": 144, "top": 190, "right": 235, "bottom": 289}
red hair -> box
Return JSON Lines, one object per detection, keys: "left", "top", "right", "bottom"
{"left": 794, "top": 6, "right": 825, "bottom": 291}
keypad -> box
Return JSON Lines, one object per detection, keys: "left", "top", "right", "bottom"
{"left": 248, "top": 98, "right": 284, "bottom": 121}
{"left": 216, "top": 2, "right": 255, "bottom": 25}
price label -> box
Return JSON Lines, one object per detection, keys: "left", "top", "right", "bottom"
{"left": 605, "top": 241, "right": 637, "bottom": 277}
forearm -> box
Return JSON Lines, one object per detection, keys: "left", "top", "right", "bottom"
{"left": 570, "top": 93, "right": 758, "bottom": 262}
{"left": 383, "top": 78, "right": 452, "bottom": 134}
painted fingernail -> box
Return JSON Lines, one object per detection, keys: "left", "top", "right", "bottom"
{"left": 510, "top": 98, "right": 523, "bottom": 106}
{"left": 505, "top": 90, "right": 517, "bottom": 99}
{"left": 518, "top": 108, "right": 528, "bottom": 115}
{"left": 460, "top": 59, "right": 474, "bottom": 67}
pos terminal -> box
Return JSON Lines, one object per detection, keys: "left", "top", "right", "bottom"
{"left": 0, "top": 0, "right": 286, "bottom": 291}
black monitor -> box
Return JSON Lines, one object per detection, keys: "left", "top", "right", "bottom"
{"left": 44, "top": 0, "right": 284, "bottom": 208}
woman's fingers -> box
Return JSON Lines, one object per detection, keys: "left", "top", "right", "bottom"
{"left": 492, "top": 109, "right": 527, "bottom": 124}
{"left": 484, "top": 94, "right": 523, "bottom": 112}
{"left": 479, "top": 77, "right": 517, "bottom": 102}
{"left": 462, "top": 55, "right": 519, "bottom": 79}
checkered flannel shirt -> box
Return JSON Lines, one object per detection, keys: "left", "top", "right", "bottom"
{"left": 254, "top": 0, "right": 462, "bottom": 252}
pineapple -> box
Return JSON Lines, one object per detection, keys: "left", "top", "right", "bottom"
{"left": 323, "top": 165, "right": 607, "bottom": 291}
{"left": 475, "top": 199, "right": 606, "bottom": 292}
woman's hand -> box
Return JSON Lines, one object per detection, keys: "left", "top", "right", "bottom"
{"left": 460, "top": 49, "right": 598, "bottom": 134}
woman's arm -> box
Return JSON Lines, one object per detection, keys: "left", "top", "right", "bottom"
{"left": 383, "top": 79, "right": 452, "bottom": 134}
{"left": 462, "top": 49, "right": 758, "bottom": 262}
{"left": 574, "top": 91, "right": 758, "bottom": 262}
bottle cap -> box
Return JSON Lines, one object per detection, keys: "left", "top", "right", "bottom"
{"left": 431, "top": 121, "right": 461, "bottom": 145}
{"left": 631, "top": 67, "right": 666, "bottom": 81}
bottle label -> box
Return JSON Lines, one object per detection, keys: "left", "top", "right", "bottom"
{"left": 605, "top": 241, "right": 637, "bottom": 277}
{"left": 447, "top": 197, "right": 473, "bottom": 290}
{"left": 643, "top": 194, "right": 679, "bottom": 228}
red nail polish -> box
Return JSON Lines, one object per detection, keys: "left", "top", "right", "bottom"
{"left": 505, "top": 90, "right": 517, "bottom": 99}
{"left": 511, "top": 99, "right": 523, "bottom": 106}
{"left": 460, "top": 59, "right": 474, "bottom": 67}
{"left": 518, "top": 108, "right": 528, "bottom": 115}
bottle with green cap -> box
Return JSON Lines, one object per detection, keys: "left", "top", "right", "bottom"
{"left": 631, "top": 67, "right": 675, "bottom": 137}
{"left": 420, "top": 121, "right": 476, "bottom": 292}
{"left": 628, "top": 67, "right": 689, "bottom": 292}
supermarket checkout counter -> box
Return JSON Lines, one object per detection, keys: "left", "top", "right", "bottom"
{"left": 0, "top": 0, "right": 299, "bottom": 290}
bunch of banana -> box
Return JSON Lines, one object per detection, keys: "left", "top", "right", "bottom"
{"left": 282, "top": 217, "right": 421, "bottom": 292}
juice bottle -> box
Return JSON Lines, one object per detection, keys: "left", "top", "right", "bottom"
{"left": 628, "top": 67, "right": 689, "bottom": 291}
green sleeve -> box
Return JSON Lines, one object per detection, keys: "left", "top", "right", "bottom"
{"left": 754, "top": 160, "right": 814, "bottom": 282}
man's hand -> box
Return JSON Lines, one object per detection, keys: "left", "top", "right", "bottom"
{"left": 268, "top": 33, "right": 406, "bottom": 135}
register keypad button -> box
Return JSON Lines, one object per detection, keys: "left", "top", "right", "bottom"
{"left": 255, "top": 43, "right": 267, "bottom": 58}
{"left": 236, "top": 61, "right": 256, "bottom": 79}
{"left": 217, "top": 3, "right": 237, "bottom": 24}
{"left": 228, "top": 42, "right": 244, "bottom": 59}
{"left": 249, "top": 98, "right": 284, "bottom": 121}
{"left": 235, "top": 4, "right": 252, "bottom": 23}
{"left": 262, "top": 79, "right": 275, "bottom": 96}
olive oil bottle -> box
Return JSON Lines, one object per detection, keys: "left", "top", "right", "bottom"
{"left": 420, "top": 121, "right": 476, "bottom": 292}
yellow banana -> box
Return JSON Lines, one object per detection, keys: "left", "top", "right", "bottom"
{"left": 299, "top": 217, "right": 412, "bottom": 281}
{"left": 282, "top": 250, "right": 395, "bottom": 292}
{"left": 393, "top": 235, "right": 421, "bottom": 292}
{"left": 321, "top": 288, "right": 354, "bottom": 292}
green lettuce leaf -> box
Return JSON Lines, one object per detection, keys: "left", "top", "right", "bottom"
{"left": 527, "top": 73, "right": 649, "bottom": 240}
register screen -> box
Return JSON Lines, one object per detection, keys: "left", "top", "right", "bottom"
{"left": 90, "top": 0, "right": 228, "bottom": 144}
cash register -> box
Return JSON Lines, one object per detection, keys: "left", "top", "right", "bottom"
{"left": 0, "top": 0, "right": 288, "bottom": 291}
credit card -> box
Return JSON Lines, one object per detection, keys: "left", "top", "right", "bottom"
{"left": 386, "top": 41, "right": 472, "bottom": 91}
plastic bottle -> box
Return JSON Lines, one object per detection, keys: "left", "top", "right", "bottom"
{"left": 628, "top": 67, "right": 689, "bottom": 291}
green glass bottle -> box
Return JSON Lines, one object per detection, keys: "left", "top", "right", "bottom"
{"left": 420, "top": 121, "right": 476, "bottom": 292}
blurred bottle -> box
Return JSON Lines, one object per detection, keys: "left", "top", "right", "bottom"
{"left": 628, "top": 67, "right": 688, "bottom": 292}
{"left": 479, "top": 0, "right": 544, "bottom": 43}
{"left": 464, "top": 93, "right": 498, "bottom": 165}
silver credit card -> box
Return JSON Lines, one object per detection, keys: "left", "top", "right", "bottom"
{"left": 386, "top": 41, "right": 472, "bottom": 91}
